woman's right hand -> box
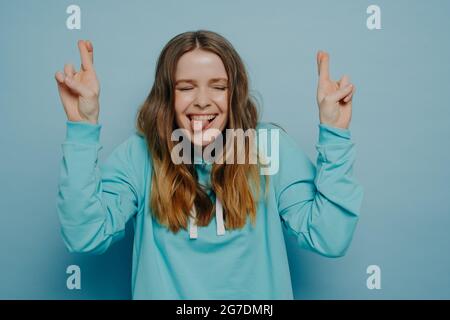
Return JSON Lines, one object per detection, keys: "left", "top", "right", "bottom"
{"left": 55, "top": 40, "right": 100, "bottom": 125}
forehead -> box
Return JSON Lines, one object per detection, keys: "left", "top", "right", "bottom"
{"left": 175, "top": 49, "right": 228, "bottom": 82}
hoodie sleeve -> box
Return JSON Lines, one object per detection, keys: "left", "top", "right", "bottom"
{"left": 274, "top": 123, "right": 364, "bottom": 258}
{"left": 56, "top": 121, "right": 141, "bottom": 255}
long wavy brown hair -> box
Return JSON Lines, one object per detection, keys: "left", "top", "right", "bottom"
{"left": 136, "top": 30, "right": 267, "bottom": 233}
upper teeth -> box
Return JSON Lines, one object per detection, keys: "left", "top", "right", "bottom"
{"left": 190, "top": 114, "right": 216, "bottom": 121}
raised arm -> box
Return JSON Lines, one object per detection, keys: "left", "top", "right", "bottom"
{"left": 274, "top": 50, "right": 363, "bottom": 257}
{"left": 55, "top": 41, "right": 141, "bottom": 254}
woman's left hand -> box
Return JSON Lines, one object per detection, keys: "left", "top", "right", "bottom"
{"left": 316, "top": 50, "right": 355, "bottom": 130}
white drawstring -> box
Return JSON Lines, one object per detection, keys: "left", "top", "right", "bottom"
{"left": 189, "top": 197, "right": 225, "bottom": 239}
{"left": 189, "top": 205, "right": 198, "bottom": 239}
{"left": 216, "top": 198, "right": 225, "bottom": 236}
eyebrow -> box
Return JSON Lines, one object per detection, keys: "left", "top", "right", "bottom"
{"left": 175, "top": 78, "right": 228, "bottom": 85}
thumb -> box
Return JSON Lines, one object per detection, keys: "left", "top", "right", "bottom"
{"left": 64, "top": 75, "right": 90, "bottom": 97}
{"left": 329, "top": 83, "right": 353, "bottom": 102}
{"left": 337, "top": 74, "right": 350, "bottom": 89}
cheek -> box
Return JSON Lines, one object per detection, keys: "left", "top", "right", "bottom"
{"left": 174, "top": 95, "right": 191, "bottom": 117}
{"left": 174, "top": 93, "right": 190, "bottom": 108}
{"left": 215, "top": 92, "right": 229, "bottom": 114}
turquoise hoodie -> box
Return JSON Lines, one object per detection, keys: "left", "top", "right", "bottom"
{"left": 57, "top": 121, "right": 364, "bottom": 299}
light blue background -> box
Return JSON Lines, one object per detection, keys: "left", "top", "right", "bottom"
{"left": 1, "top": 0, "right": 449, "bottom": 299}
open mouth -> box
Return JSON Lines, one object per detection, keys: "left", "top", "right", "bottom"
{"left": 187, "top": 114, "right": 218, "bottom": 131}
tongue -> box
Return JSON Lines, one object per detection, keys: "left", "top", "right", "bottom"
{"left": 191, "top": 119, "right": 209, "bottom": 132}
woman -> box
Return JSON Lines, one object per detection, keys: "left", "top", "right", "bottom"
{"left": 55, "top": 30, "right": 363, "bottom": 299}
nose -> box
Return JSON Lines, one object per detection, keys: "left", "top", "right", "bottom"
{"left": 194, "top": 87, "right": 211, "bottom": 109}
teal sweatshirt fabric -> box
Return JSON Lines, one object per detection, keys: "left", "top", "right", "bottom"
{"left": 56, "top": 121, "right": 364, "bottom": 299}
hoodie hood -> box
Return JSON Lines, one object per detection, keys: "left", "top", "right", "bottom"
{"left": 189, "top": 155, "right": 225, "bottom": 239}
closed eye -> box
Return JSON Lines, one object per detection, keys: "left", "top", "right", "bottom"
{"left": 178, "top": 87, "right": 227, "bottom": 91}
